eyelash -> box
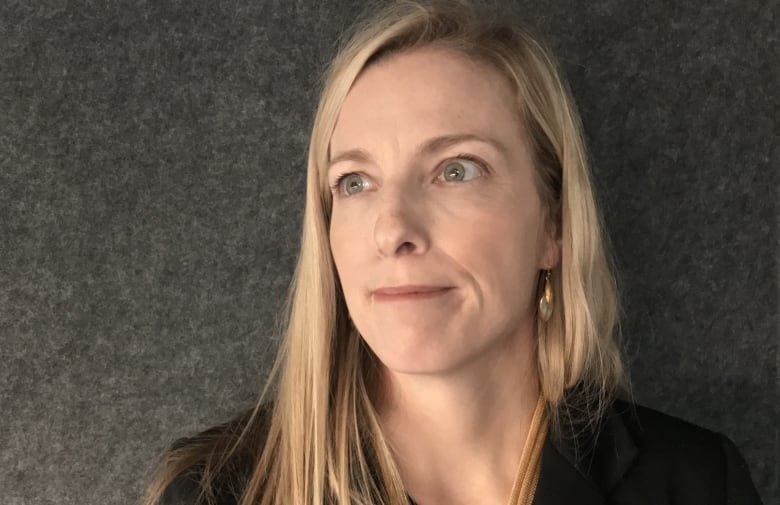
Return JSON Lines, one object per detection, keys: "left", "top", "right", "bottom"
{"left": 330, "top": 172, "right": 352, "bottom": 193}
{"left": 329, "top": 154, "right": 488, "bottom": 193}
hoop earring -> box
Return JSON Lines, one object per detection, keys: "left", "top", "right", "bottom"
{"left": 538, "top": 270, "right": 553, "bottom": 322}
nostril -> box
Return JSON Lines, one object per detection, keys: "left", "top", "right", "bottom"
{"left": 396, "top": 241, "right": 416, "bottom": 255}
{"left": 373, "top": 207, "right": 429, "bottom": 258}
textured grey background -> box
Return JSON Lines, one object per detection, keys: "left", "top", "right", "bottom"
{"left": 1, "top": 1, "right": 777, "bottom": 504}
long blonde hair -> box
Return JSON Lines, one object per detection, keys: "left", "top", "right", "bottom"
{"left": 143, "top": 1, "right": 626, "bottom": 504}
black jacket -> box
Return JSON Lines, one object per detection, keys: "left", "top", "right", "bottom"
{"left": 532, "top": 400, "right": 762, "bottom": 505}
{"left": 159, "top": 400, "right": 763, "bottom": 505}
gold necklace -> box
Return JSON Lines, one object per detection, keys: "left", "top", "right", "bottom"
{"left": 505, "top": 395, "right": 548, "bottom": 505}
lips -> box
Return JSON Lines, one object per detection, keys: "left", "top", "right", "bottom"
{"left": 372, "top": 285, "right": 453, "bottom": 302}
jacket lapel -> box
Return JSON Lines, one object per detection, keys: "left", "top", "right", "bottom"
{"left": 533, "top": 400, "right": 640, "bottom": 505}
{"left": 533, "top": 438, "right": 606, "bottom": 505}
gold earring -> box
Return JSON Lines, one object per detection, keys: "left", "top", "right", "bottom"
{"left": 538, "top": 270, "right": 553, "bottom": 322}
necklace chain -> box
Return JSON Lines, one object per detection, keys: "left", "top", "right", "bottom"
{"left": 505, "top": 395, "right": 548, "bottom": 505}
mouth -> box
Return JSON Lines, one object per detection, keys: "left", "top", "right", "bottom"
{"left": 371, "top": 285, "right": 453, "bottom": 303}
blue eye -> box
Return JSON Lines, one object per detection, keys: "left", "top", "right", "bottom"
{"left": 439, "top": 158, "right": 483, "bottom": 182}
{"left": 335, "top": 173, "right": 368, "bottom": 196}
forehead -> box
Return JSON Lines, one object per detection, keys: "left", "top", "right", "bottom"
{"left": 330, "top": 47, "right": 523, "bottom": 155}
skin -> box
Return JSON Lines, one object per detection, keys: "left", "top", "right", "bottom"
{"left": 328, "top": 47, "right": 560, "bottom": 505}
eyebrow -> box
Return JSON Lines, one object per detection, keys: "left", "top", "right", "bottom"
{"left": 327, "top": 133, "right": 508, "bottom": 172}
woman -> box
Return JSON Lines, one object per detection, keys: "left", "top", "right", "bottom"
{"left": 144, "top": 1, "right": 762, "bottom": 504}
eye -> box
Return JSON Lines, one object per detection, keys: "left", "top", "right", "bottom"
{"left": 439, "top": 157, "right": 483, "bottom": 182}
{"left": 333, "top": 172, "right": 370, "bottom": 196}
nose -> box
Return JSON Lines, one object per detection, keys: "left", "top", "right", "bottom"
{"left": 373, "top": 188, "right": 430, "bottom": 258}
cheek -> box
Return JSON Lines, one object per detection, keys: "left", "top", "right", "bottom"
{"left": 329, "top": 214, "right": 368, "bottom": 294}
{"left": 329, "top": 224, "right": 349, "bottom": 283}
{"left": 457, "top": 201, "right": 542, "bottom": 301}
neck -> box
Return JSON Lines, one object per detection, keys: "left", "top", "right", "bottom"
{"left": 376, "top": 330, "right": 541, "bottom": 505}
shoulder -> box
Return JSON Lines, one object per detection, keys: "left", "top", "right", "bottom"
{"left": 615, "top": 399, "right": 723, "bottom": 455}
{"left": 598, "top": 399, "right": 762, "bottom": 504}
{"left": 614, "top": 400, "right": 748, "bottom": 467}
{"left": 154, "top": 406, "right": 271, "bottom": 505}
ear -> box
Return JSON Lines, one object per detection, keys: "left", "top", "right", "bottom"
{"left": 539, "top": 216, "right": 562, "bottom": 270}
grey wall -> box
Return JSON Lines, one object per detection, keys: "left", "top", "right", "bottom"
{"left": 1, "top": 1, "right": 776, "bottom": 504}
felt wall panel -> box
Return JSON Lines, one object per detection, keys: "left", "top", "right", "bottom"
{"left": 1, "top": 1, "right": 775, "bottom": 504}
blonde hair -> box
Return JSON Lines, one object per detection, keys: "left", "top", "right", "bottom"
{"left": 143, "top": 1, "right": 626, "bottom": 504}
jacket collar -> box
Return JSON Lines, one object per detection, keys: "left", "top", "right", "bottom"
{"left": 533, "top": 399, "right": 639, "bottom": 505}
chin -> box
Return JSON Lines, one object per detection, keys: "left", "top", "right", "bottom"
{"left": 362, "top": 334, "right": 437, "bottom": 372}
{"left": 369, "top": 340, "right": 474, "bottom": 377}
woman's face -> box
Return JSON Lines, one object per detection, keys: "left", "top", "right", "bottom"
{"left": 328, "top": 47, "right": 559, "bottom": 375}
